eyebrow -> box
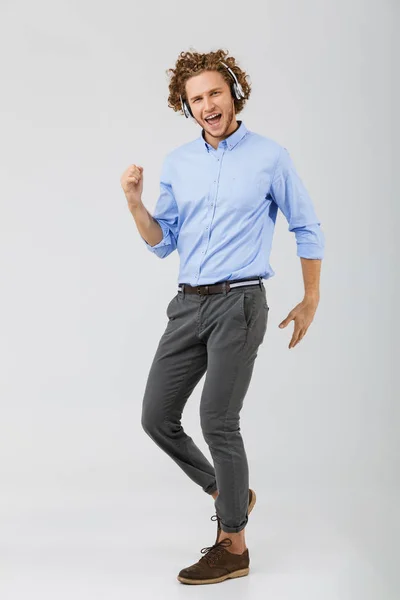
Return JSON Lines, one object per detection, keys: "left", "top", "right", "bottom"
{"left": 189, "top": 87, "right": 223, "bottom": 102}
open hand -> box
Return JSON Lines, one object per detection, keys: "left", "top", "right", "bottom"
{"left": 278, "top": 296, "right": 319, "bottom": 349}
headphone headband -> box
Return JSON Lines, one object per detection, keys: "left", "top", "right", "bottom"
{"left": 180, "top": 60, "right": 245, "bottom": 119}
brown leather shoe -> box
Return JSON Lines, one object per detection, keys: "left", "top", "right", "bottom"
{"left": 211, "top": 488, "right": 256, "bottom": 544}
{"left": 177, "top": 537, "right": 249, "bottom": 585}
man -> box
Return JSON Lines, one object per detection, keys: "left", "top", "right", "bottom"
{"left": 120, "top": 49, "right": 324, "bottom": 584}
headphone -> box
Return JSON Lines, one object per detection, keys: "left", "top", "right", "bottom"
{"left": 180, "top": 61, "right": 245, "bottom": 119}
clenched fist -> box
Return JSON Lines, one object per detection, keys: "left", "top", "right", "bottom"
{"left": 120, "top": 164, "right": 144, "bottom": 211}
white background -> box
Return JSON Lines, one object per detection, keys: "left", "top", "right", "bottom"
{"left": 0, "top": 0, "right": 398, "bottom": 598}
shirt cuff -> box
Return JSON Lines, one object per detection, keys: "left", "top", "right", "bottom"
{"left": 296, "top": 243, "right": 324, "bottom": 259}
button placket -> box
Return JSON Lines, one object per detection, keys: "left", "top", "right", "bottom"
{"left": 201, "top": 153, "right": 222, "bottom": 272}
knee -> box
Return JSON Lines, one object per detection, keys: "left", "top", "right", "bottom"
{"left": 200, "top": 414, "right": 239, "bottom": 446}
{"left": 200, "top": 415, "right": 221, "bottom": 445}
{"left": 141, "top": 406, "right": 178, "bottom": 439}
{"left": 141, "top": 407, "right": 160, "bottom": 437}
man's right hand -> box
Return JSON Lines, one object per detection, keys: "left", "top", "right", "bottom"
{"left": 120, "top": 164, "right": 144, "bottom": 211}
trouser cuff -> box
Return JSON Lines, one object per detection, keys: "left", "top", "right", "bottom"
{"left": 219, "top": 515, "right": 248, "bottom": 533}
{"left": 205, "top": 482, "right": 218, "bottom": 495}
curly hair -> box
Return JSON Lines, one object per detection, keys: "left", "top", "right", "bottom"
{"left": 166, "top": 48, "right": 252, "bottom": 116}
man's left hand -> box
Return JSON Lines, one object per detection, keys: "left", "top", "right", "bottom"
{"left": 278, "top": 296, "right": 319, "bottom": 349}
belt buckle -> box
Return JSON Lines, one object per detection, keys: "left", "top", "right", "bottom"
{"left": 197, "top": 285, "right": 209, "bottom": 295}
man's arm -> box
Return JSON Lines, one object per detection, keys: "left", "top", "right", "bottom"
{"left": 130, "top": 201, "right": 164, "bottom": 246}
{"left": 277, "top": 256, "right": 321, "bottom": 348}
{"left": 270, "top": 146, "right": 325, "bottom": 261}
{"left": 137, "top": 155, "right": 179, "bottom": 259}
{"left": 300, "top": 257, "right": 321, "bottom": 300}
{"left": 270, "top": 145, "right": 325, "bottom": 348}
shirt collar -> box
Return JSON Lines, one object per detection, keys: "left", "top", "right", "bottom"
{"left": 200, "top": 120, "right": 249, "bottom": 152}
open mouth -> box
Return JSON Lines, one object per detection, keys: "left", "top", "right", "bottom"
{"left": 204, "top": 113, "right": 222, "bottom": 127}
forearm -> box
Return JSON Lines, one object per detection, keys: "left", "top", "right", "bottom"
{"left": 129, "top": 200, "right": 163, "bottom": 247}
{"left": 300, "top": 258, "right": 321, "bottom": 299}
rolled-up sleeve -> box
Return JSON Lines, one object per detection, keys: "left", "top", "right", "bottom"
{"left": 142, "top": 155, "right": 179, "bottom": 259}
{"left": 270, "top": 146, "right": 325, "bottom": 259}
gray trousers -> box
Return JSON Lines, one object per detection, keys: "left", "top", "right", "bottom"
{"left": 141, "top": 277, "right": 269, "bottom": 533}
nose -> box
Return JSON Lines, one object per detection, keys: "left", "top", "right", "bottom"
{"left": 204, "top": 98, "right": 216, "bottom": 113}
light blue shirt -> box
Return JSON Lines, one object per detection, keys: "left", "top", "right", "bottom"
{"left": 142, "top": 120, "right": 324, "bottom": 286}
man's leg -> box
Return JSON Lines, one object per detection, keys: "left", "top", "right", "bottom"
{"left": 198, "top": 283, "right": 269, "bottom": 552}
{"left": 141, "top": 291, "right": 218, "bottom": 496}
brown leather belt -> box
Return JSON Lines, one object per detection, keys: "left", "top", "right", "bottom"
{"left": 177, "top": 276, "right": 263, "bottom": 296}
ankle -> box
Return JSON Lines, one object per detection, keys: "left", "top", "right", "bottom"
{"left": 224, "top": 540, "right": 247, "bottom": 554}
{"left": 218, "top": 531, "right": 246, "bottom": 552}
{"left": 211, "top": 490, "right": 219, "bottom": 500}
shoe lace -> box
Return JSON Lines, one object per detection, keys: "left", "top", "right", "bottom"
{"left": 200, "top": 538, "right": 232, "bottom": 566}
{"left": 210, "top": 513, "right": 221, "bottom": 526}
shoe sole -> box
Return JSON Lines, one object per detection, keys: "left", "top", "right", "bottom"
{"left": 177, "top": 567, "right": 250, "bottom": 585}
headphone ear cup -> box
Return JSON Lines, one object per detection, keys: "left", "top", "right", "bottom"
{"left": 183, "top": 101, "right": 190, "bottom": 118}
{"left": 185, "top": 100, "right": 193, "bottom": 118}
{"left": 220, "top": 61, "right": 245, "bottom": 100}
{"left": 233, "top": 82, "right": 245, "bottom": 100}
{"left": 180, "top": 94, "right": 192, "bottom": 119}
